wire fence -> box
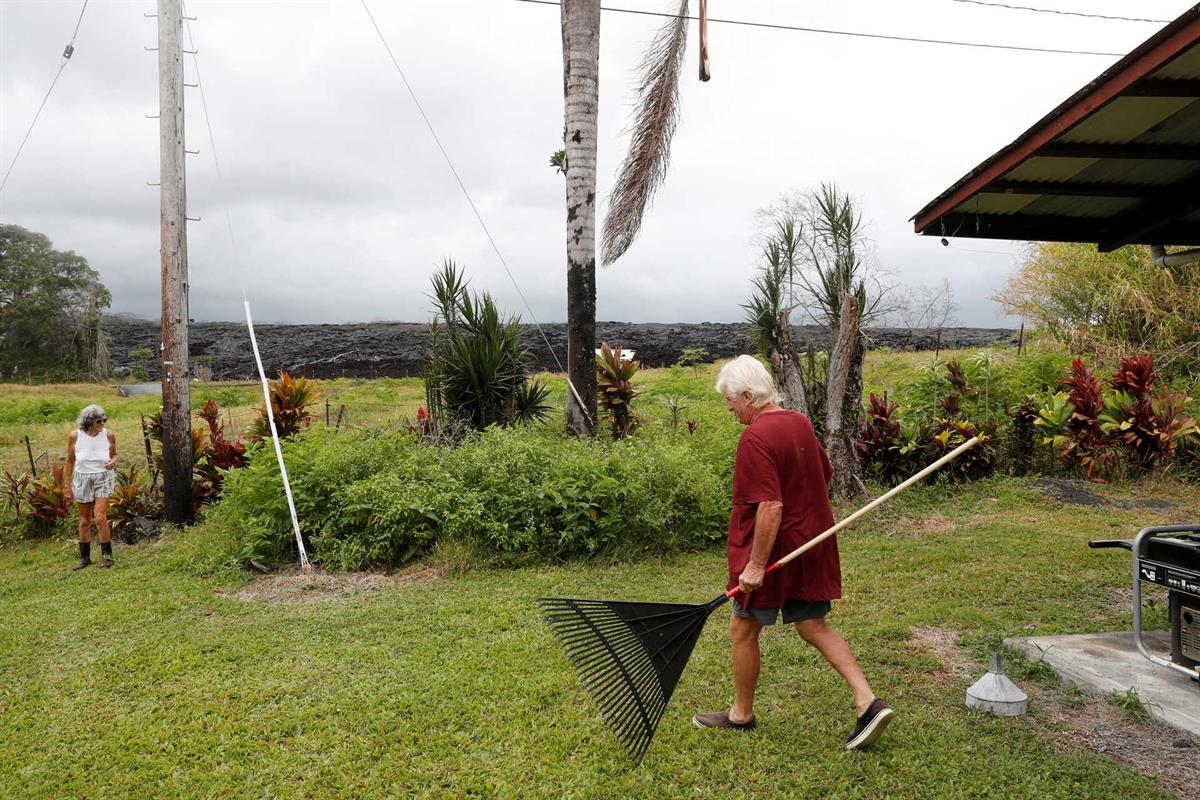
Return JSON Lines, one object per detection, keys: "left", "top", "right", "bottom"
{"left": 0, "top": 400, "right": 425, "bottom": 479}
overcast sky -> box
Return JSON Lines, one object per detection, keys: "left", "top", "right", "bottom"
{"left": 1, "top": 0, "right": 1194, "bottom": 326}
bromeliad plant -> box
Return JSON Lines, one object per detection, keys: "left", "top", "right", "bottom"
{"left": 596, "top": 341, "right": 640, "bottom": 439}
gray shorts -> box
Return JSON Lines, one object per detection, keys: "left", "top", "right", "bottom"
{"left": 72, "top": 470, "right": 115, "bottom": 503}
{"left": 732, "top": 597, "right": 831, "bottom": 626}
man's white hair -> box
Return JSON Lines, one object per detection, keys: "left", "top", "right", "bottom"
{"left": 715, "top": 355, "right": 779, "bottom": 407}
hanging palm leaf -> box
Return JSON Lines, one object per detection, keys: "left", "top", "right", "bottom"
{"left": 601, "top": 0, "right": 690, "bottom": 266}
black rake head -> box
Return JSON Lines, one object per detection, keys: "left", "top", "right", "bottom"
{"left": 537, "top": 594, "right": 728, "bottom": 764}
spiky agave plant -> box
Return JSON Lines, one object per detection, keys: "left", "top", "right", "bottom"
{"left": 601, "top": 0, "right": 690, "bottom": 265}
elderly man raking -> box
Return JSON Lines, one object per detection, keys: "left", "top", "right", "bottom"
{"left": 538, "top": 356, "right": 978, "bottom": 763}
{"left": 692, "top": 355, "right": 890, "bottom": 749}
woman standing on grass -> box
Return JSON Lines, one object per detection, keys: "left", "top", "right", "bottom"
{"left": 64, "top": 404, "right": 118, "bottom": 570}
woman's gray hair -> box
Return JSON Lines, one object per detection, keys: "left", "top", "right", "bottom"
{"left": 77, "top": 404, "right": 108, "bottom": 431}
{"left": 715, "top": 355, "right": 779, "bottom": 408}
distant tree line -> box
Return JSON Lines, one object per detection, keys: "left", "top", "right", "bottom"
{"left": 0, "top": 224, "right": 110, "bottom": 381}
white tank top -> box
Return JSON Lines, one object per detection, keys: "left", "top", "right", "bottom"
{"left": 74, "top": 429, "right": 110, "bottom": 474}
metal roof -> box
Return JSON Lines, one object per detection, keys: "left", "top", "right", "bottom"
{"left": 912, "top": 6, "right": 1200, "bottom": 251}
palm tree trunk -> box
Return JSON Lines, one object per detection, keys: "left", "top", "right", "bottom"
{"left": 769, "top": 309, "right": 808, "bottom": 415}
{"left": 825, "top": 292, "right": 866, "bottom": 499}
{"left": 562, "top": 0, "right": 600, "bottom": 436}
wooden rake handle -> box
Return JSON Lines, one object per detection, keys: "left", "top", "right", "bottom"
{"left": 725, "top": 436, "right": 981, "bottom": 599}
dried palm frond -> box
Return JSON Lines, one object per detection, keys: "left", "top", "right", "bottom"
{"left": 601, "top": 0, "right": 689, "bottom": 266}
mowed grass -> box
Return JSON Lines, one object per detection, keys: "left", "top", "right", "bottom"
{"left": 2, "top": 476, "right": 1197, "bottom": 799}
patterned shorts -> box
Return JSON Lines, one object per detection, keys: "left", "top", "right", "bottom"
{"left": 72, "top": 470, "right": 115, "bottom": 503}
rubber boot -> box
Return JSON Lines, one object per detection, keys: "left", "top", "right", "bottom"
{"left": 73, "top": 541, "right": 92, "bottom": 571}
{"left": 100, "top": 541, "right": 113, "bottom": 569}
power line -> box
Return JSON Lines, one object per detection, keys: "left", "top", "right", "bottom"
{"left": 513, "top": 0, "right": 1124, "bottom": 57}
{"left": 0, "top": 0, "right": 89, "bottom": 199}
{"left": 950, "top": 1, "right": 1170, "bottom": 24}
{"left": 359, "top": 0, "right": 590, "bottom": 417}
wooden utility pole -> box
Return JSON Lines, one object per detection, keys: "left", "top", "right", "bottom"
{"left": 158, "top": 0, "right": 193, "bottom": 524}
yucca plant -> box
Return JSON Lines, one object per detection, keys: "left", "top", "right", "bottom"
{"left": 659, "top": 394, "right": 686, "bottom": 431}
{"left": 425, "top": 260, "right": 552, "bottom": 433}
{"left": 250, "top": 371, "right": 320, "bottom": 441}
{"left": 596, "top": 341, "right": 640, "bottom": 439}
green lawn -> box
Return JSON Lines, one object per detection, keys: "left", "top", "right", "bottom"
{"left": 2, "top": 476, "right": 1195, "bottom": 798}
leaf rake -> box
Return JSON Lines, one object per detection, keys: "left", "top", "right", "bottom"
{"left": 538, "top": 436, "right": 980, "bottom": 763}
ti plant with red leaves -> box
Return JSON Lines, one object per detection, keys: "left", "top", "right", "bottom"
{"left": 1, "top": 470, "right": 30, "bottom": 519}
{"left": 28, "top": 462, "right": 70, "bottom": 532}
{"left": 250, "top": 371, "right": 320, "bottom": 441}
{"left": 1101, "top": 355, "right": 1198, "bottom": 472}
{"left": 596, "top": 342, "right": 640, "bottom": 439}
{"left": 927, "top": 419, "right": 998, "bottom": 481}
{"left": 856, "top": 393, "right": 912, "bottom": 484}
{"left": 940, "top": 360, "right": 976, "bottom": 417}
{"left": 196, "top": 399, "right": 247, "bottom": 498}
{"left": 108, "top": 463, "right": 162, "bottom": 540}
{"left": 1058, "top": 358, "right": 1117, "bottom": 481}
{"left": 1008, "top": 396, "right": 1040, "bottom": 476}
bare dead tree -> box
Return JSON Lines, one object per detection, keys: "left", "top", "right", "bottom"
{"left": 892, "top": 279, "right": 958, "bottom": 349}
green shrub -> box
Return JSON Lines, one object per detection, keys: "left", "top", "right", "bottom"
{"left": 210, "top": 426, "right": 728, "bottom": 570}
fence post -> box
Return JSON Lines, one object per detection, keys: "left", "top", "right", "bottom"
{"left": 24, "top": 436, "right": 36, "bottom": 477}
{"left": 335, "top": 404, "right": 345, "bottom": 433}
{"left": 325, "top": 399, "right": 331, "bottom": 427}
{"left": 1017, "top": 322, "right": 1025, "bottom": 357}
{"left": 140, "top": 414, "right": 155, "bottom": 475}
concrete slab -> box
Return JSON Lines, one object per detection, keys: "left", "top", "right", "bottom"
{"left": 1006, "top": 631, "right": 1200, "bottom": 737}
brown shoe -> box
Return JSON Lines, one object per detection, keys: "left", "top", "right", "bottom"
{"left": 846, "top": 699, "right": 893, "bottom": 750}
{"left": 692, "top": 710, "right": 756, "bottom": 730}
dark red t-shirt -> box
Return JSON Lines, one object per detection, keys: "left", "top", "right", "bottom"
{"left": 727, "top": 410, "right": 841, "bottom": 607}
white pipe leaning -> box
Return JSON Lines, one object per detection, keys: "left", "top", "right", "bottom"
{"left": 244, "top": 300, "right": 311, "bottom": 570}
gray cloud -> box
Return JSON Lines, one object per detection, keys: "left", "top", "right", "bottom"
{"left": 2, "top": 0, "right": 1192, "bottom": 326}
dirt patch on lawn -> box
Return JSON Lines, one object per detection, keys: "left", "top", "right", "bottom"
{"left": 908, "top": 626, "right": 973, "bottom": 684}
{"left": 893, "top": 514, "right": 957, "bottom": 535}
{"left": 1028, "top": 685, "right": 1200, "bottom": 800}
{"left": 220, "top": 565, "right": 443, "bottom": 604}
